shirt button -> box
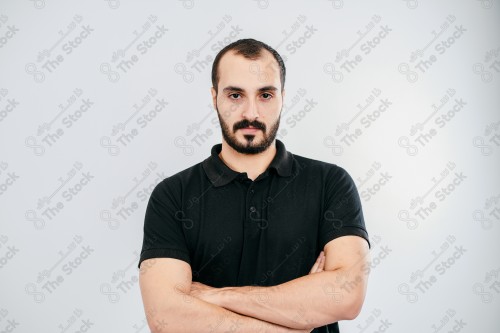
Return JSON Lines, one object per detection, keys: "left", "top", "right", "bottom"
{"left": 249, "top": 206, "right": 256, "bottom": 212}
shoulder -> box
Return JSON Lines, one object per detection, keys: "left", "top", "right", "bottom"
{"left": 153, "top": 161, "right": 205, "bottom": 195}
{"left": 291, "top": 152, "right": 353, "bottom": 182}
{"left": 290, "top": 153, "right": 358, "bottom": 198}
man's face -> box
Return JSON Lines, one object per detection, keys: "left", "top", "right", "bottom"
{"left": 211, "top": 50, "right": 284, "bottom": 154}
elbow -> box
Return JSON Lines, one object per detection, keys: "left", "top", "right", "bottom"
{"left": 147, "top": 317, "right": 169, "bottom": 333}
{"left": 147, "top": 317, "right": 175, "bottom": 333}
{"left": 339, "top": 275, "right": 368, "bottom": 321}
{"left": 340, "top": 293, "right": 365, "bottom": 321}
{"left": 148, "top": 326, "right": 161, "bottom": 333}
{"left": 342, "top": 299, "right": 363, "bottom": 320}
{"left": 150, "top": 328, "right": 174, "bottom": 333}
{"left": 147, "top": 323, "right": 160, "bottom": 333}
{"left": 145, "top": 304, "right": 178, "bottom": 333}
{"left": 302, "top": 294, "right": 365, "bottom": 329}
{"left": 317, "top": 293, "right": 365, "bottom": 326}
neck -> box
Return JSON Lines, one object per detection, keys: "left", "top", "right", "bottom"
{"left": 219, "top": 140, "right": 277, "bottom": 181}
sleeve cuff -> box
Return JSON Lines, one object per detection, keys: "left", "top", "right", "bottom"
{"left": 138, "top": 248, "right": 191, "bottom": 269}
{"left": 319, "top": 226, "right": 371, "bottom": 250}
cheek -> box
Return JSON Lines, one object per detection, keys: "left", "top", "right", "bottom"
{"left": 218, "top": 98, "right": 243, "bottom": 118}
{"left": 261, "top": 100, "right": 281, "bottom": 116}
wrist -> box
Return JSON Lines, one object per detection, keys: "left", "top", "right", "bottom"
{"left": 217, "top": 286, "right": 236, "bottom": 308}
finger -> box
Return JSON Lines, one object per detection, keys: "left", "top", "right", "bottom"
{"left": 309, "top": 251, "right": 324, "bottom": 274}
{"left": 318, "top": 251, "right": 325, "bottom": 272}
{"left": 309, "top": 252, "right": 322, "bottom": 274}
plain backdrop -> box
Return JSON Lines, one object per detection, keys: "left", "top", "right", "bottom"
{"left": 0, "top": 0, "right": 499, "bottom": 332}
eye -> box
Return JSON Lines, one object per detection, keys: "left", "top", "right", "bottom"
{"left": 229, "top": 93, "right": 241, "bottom": 99}
{"left": 261, "top": 93, "right": 273, "bottom": 99}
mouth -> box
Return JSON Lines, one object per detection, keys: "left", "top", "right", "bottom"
{"left": 240, "top": 126, "right": 260, "bottom": 132}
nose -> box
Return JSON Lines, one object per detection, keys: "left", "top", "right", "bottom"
{"left": 242, "top": 98, "right": 260, "bottom": 121}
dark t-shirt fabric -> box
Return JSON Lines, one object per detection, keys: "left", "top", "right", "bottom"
{"left": 138, "top": 139, "right": 370, "bottom": 333}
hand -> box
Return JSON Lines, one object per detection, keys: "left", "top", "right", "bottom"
{"left": 308, "top": 251, "right": 325, "bottom": 274}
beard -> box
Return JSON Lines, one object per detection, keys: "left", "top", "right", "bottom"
{"left": 215, "top": 102, "right": 281, "bottom": 155}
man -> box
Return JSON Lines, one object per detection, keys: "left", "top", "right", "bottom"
{"left": 138, "top": 38, "right": 370, "bottom": 333}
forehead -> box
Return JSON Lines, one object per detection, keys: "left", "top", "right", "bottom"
{"left": 217, "top": 49, "right": 280, "bottom": 89}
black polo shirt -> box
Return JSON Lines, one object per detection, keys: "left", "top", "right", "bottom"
{"left": 138, "top": 139, "right": 369, "bottom": 333}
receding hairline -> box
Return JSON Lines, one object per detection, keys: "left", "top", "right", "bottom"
{"left": 211, "top": 38, "right": 286, "bottom": 93}
{"left": 215, "top": 49, "right": 281, "bottom": 89}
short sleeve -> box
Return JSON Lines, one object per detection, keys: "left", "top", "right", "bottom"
{"left": 137, "top": 178, "right": 191, "bottom": 269}
{"left": 318, "top": 166, "right": 370, "bottom": 250}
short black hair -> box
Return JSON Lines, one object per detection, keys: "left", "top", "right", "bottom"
{"left": 211, "top": 38, "right": 286, "bottom": 93}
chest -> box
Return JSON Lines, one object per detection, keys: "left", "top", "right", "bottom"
{"left": 181, "top": 178, "right": 322, "bottom": 286}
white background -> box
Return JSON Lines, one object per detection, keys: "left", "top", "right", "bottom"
{"left": 0, "top": 0, "right": 499, "bottom": 332}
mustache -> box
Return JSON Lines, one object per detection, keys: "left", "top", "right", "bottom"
{"left": 233, "top": 119, "right": 266, "bottom": 132}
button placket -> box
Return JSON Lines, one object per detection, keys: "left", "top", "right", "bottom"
{"left": 246, "top": 183, "right": 258, "bottom": 221}
{"left": 248, "top": 184, "right": 256, "bottom": 214}
{"left": 237, "top": 179, "right": 259, "bottom": 284}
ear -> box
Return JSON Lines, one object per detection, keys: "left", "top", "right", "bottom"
{"left": 281, "top": 88, "right": 286, "bottom": 101}
{"left": 211, "top": 87, "right": 217, "bottom": 109}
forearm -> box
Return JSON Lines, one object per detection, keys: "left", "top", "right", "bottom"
{"left": 146, "top": 291, "right": 309, "bottom": 333}
{"left": 218, "top": 270, "right": 366, "bottom": 330}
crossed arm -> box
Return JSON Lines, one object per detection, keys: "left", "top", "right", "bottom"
{"left": 139, "top": 235, "right": 369, "bottom": 332}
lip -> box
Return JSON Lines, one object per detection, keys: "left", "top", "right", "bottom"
{"left": 240, "top": 127, "right": 260, "bottom": 132}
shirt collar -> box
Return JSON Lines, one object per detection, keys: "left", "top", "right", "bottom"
{"left": 202, "top": 139, "right": 293, "bottom": 187}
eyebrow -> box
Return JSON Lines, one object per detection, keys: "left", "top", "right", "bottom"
{"left": 222, "top": 85, "right": 278, "bottom": 93}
